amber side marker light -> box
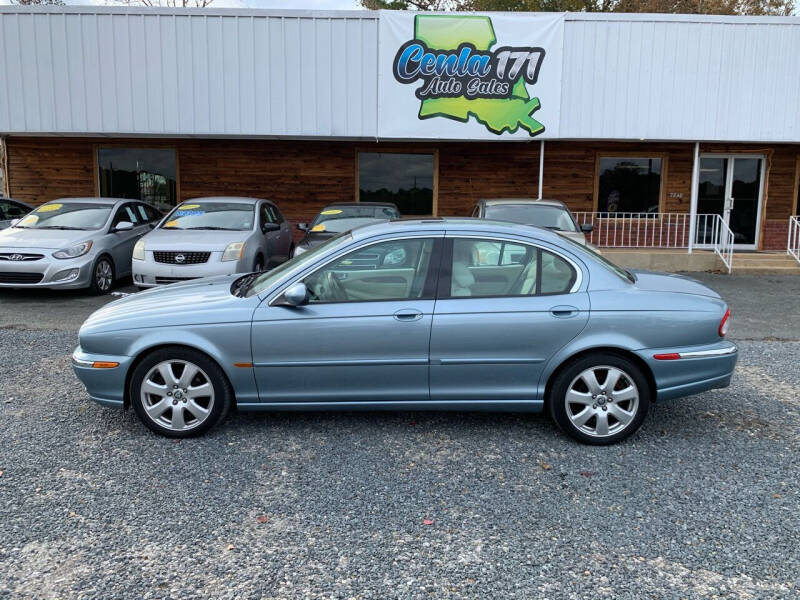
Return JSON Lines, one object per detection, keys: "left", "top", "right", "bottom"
{"left": 234, "top": 362, "right": 253, "bottom": 368}
{"left": 92, "top": 361, "right": 119, "bottom": 369}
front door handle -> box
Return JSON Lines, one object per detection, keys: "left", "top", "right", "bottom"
{"left": 393, "top": 309, "right": 423, "bottom": 322}
{"left": 550, "top": 305, "right": 579, "bottom": 318}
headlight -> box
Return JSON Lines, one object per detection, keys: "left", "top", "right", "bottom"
{"left": 222, "top": 242, "right": 245, "bottom": 262}
{"left": 292, "top": 245, "right": 307, "bottom": 257}
{"left": 133, "top": 240, "right": 145, "bottom": 261}
{"left": 52, "top": 241, "right": 93, "bottom": 259}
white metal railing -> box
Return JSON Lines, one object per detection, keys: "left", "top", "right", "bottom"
{"left": 788, "top": 216, "right": 800, "bottom": 265}
{"left": 573, "top": 212, "right": 734, "bottom": 272}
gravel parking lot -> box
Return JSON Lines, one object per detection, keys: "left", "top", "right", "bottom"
{"left": 1, "top": 275, "right": 798, "bottom": 599}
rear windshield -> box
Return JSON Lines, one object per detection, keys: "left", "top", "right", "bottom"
{"left": 15, "top": 202, "right": 112, "bottom": 230}
{"left": 559, "top": 235, "right": 635, "bottom": 283}
{"left": 484, "top": 204, "right": 578, "bottom": 232}
{"left": 161, "top": 202, "right": 255, "bottom": 231}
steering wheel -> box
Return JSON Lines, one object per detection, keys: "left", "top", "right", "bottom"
{"left": 325, "top": 271, "right": 348, "bottom": 302}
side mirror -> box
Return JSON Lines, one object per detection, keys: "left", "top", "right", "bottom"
{"left": 114, "top": 221, "right": 134, "bottom": 232}
{"left": 580, "top": 223, "right": 594, "bottom": 233}
{"left": 10, "top": 219, "right": 20, "bottom": 227}
{"left": 296, "top": 223, "right": 309, "bottom": 232}
{"left": 261, "top": 222, "right": 280, "bottom": 234}
{"left": 277, "top": 282, "right": 308, "bottom": 307}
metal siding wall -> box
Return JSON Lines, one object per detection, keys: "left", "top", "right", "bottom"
{"left": 0, "top": 9, "right": 379, "bottom": 138}
{"left": 560, "top": 18, "right": 800, "bottom": 142}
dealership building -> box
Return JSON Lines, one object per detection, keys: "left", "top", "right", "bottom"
{"left": 1, "top": 6, "right": 799, "bottom": 258}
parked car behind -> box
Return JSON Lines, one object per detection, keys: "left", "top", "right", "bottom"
{"left": 132, "top": 197, "right": 292, "bottom": 288}
{"left": 473, "top": 198, "right": 593, "bottom": 246}
{"left": 73, "top": 218, "right": 736, "bottom": 444}
{"left": 293, "top": 202, "right": 400, "bottom": 256}
{"left": 0, "top": 197, "right": 158, "bottom": 294}
{"left": 0, "top": 197, "right": 33, "bottom": 230}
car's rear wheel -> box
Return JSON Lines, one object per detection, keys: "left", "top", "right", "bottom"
{"left": 130, "top": 347, "right": 232, "bottom": 438}
{"left": 88, "top": 255, "right": 114, "bottom": 295}
{"left": 549, "top": 353, "right": 650, "bottom": 445}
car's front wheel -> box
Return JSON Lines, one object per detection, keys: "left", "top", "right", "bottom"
{"left": 549, "top": 353, "right": 650, "bottom": 445}
{"left": 130, "top": 347, "right": 233, "bottom": 438}
{"left": 88, "top": 255, "right": 114, "bottom": 295}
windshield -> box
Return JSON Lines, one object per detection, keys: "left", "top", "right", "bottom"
{"left": 14, "top": 202, "right": 112, "bottom": 230}
{"left": 161, "top": 202, "right": 255, "bottom": 231}
{"left": 245, "top": 231, "right": 352, "bottom": 297}
{"left": 559, "top": 235, "right": 635, "bottom": 283}
{"left": 310, "top": 205, "right": 398, "bottom": 234}
{"left": 484, "top": 204, "right": 578, "bottom": 232}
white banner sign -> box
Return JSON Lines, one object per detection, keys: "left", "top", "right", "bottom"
{"left": 378, "top": 11, "right": 564, "bottom": 140}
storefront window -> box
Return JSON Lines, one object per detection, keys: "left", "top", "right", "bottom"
{"left": 358, "top": 152, "right": 435, "bottom": 216}
{"left": 98, "top": 148, "right": 177, "bottom": 212}
{"left": 597, "top": 157, "right": 662, "bottom": 216}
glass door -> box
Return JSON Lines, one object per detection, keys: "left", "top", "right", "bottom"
{"left": 697, "top": 155, "right": 764, "bottom": 249}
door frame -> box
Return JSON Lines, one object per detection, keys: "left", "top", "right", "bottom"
{"left": 693, "top": 153, "right": 766, "bottom": 250}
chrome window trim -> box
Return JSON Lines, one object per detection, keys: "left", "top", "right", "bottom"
{"left": 446, "top": 233, "right": 584, "bottom": 294}
{"left": 267, "top": 233, "right": 444, "bottom": 306}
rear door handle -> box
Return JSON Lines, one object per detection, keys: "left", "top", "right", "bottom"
{"left": 550, "top": 305, "right": 579, "bottom": 318}
{"left": 393, "top": 309, "right": 423, "bottom": 322}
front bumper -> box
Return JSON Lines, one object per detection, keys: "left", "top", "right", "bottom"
{"left": 72, "top": 346, "right": 132, "bottom": 408}
{"left": 636, "top": 341, "right": 738, "bottom": 402}
{"left": 0, "top": 249, "right": 95, "bottom": 289}
{"left": 132, "top": 251, "right": 248, "bottom": 287}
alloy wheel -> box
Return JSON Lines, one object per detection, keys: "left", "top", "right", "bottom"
{"left": 140, "top": 360, "right": 215, "bottom": 432}
{"left": 564, "top": 365, "right": 639, "bottom": 438}
{"left": 95, "top": 259, "right": 113, "bottom": 292}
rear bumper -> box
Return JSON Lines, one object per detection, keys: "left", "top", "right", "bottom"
{"left": 72, "top": 346, "right": 131, "bottom": 409}
{"left": 636, "top": 341, "right": 738, "bottom": 402}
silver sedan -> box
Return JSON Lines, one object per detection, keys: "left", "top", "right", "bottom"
{"left": 131, "top": 197, "right": 292, "bottom": 288}
{"left": 0, "top": 198, "right": 159, "bottom": 294}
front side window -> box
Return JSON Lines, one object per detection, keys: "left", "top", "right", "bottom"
{"left": 0, "top": 200, "right": 28, "bottom": 219}
{"left": 303, "top": 238, "right": 436, "bottom": 303}
{"left": 358, "top": 152, "right": 434, "bottom": 216}
{"left": 160, "top": 201, "right": 254, "bottom": 231}
{"left": 597, "top": 157, "right": 662, "bottom": 216}
{"left": 98, "top": 148, "right": 177, "bottom": 212}
{"left": 449, "top": 238, "right": 577, "bottom": 298}
{"left": 15, "top": 202, "right": 112, "bottom": 231}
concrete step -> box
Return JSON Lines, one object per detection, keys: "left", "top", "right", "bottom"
{"left": 732, "top": 264, "right": 800, "bottom": 274}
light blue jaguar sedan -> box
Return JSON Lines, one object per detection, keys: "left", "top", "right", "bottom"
{"left": 72, "top": 218, "right": 737, "bottom": 444}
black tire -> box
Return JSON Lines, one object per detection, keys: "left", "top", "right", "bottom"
{"left": 548, "top": 352, "right": 650, "bottom": 445}
{"left": 288, "top": 244, "right": 295, "bottom": 260}
{"left": 88, "top": 255, "right": 115, "bottom": 296}
{"left": 130, "top": 346, "right": 233, "bottom": 439}
{"left": 253, "top": 255, "right": 264, "bottom": 272}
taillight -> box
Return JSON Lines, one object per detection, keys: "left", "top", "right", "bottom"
{"left": 718, "top": 308, "right": 731, "bottom": 337}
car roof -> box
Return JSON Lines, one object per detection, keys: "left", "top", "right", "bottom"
{"left": 480, "top": 198, "right": 569, "bottom": 209}
{"left": 181, "top": 196, "right": 266, "bottom": 205}
{"left": 43, "top": 197, "right": 129, "bottom": 206}
{"left": 323, "top": 202, "right": 399, "bottom": 210}
{"left": 349, "top": 217, "right": 567, "bottom": 245}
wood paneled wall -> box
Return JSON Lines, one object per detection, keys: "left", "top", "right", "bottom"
{"left": 6, "top": 137, "right": 799, "bottom": 244}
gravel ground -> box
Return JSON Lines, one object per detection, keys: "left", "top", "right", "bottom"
{"left": 0, "top": 324, "right": 798, "bottom": 599}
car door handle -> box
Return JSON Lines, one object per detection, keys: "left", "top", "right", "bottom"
{"left": 393, "top": 309, "right": 423, "bottom": 322}
{"left": 550, "top": 305, "right": 579, "bottom": 318}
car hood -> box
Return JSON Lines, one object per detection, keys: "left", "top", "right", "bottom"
{"left": 631, "top": 270, "right": 720, "bottom": 298}
{"left": 81, "top": 275, "right": 257, "bottom": 334}
{"left": 0, "top": 227, "right": 96, "bottom": 250}
{"left": 142, "top": 228, "right": 251, "bottom": 251}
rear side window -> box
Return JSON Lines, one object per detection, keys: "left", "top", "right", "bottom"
{"left": 447, "top": 238, "right": 577, "bottom": 298}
